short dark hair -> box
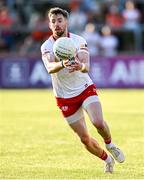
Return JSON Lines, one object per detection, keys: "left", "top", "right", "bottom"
{"left": 48, "top": 7, "right": 69, "bottom": 19}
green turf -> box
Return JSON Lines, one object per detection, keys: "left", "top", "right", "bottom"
{"left": 0, "top": 89, "right": 144, "bottom": 179}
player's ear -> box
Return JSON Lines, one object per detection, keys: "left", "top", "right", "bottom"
{"left": 49, "top": 22, "right": 52, "bottom": 30}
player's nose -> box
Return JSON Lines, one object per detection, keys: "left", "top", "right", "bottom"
{"left": 55, "top": 20, "right": 60, "bottom": 26}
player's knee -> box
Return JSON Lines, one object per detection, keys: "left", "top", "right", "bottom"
{"left": 80, "top": 134, "right": 90, "bottom": 145}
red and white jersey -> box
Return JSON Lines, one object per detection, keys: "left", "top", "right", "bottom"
{"left": 41, "top": 32, "right": 93, "bottom": 98}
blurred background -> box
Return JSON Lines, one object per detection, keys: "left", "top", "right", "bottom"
{"left": 0, "top": 0, "right": 144, "bottom": 88}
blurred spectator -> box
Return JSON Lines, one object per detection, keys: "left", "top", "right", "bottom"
{"left": 106, "top": 5, "right": 124, "bottom": 29}
{"left": 80, "top": 0, "right": 103, "bottom": 26}
{"left": 68, "top": 0, "right": 81, "bottom": 11}
{"left": 28, "top": 12, "right": 50, "bottom": 41}
{"left": 122, "top": 0, "right": 142, "bottom": 51}
{"left": 0, "top": 6, "right": 17, "bottom": 51}
{"left": 14, "top": 0, "right": 33, "bottom": 25}
{"left": 19, "top": 35, "right": 41, "bottom": 56}
{"left": 0, "top": 1, "right": 143, "bottom": 55}
{"left": 122, "top": 1, "right": 141, "bottom": 30}
{"left": 6, "top": 0, "right": 15, "bottom": 10}
{"left": 0, "top": 6, "right": 15, "bottom": 28}
{"left": 80, "top": 0, "right": 100, "bottom": 13}
{"left": 100, "top": 25, "right": 119, "bottom": 57}
{"left": 68, "top": 5, "right": 87, "bottom": 33}
{"left": 28, "top": 12, "right": 48, "bottom": 30}
{"left": 82, "top": 23, "right": 100, "bottom": 56}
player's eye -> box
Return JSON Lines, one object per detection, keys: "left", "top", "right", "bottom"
{"left": 51, "top": 20, "right": 55, "bottom": 24}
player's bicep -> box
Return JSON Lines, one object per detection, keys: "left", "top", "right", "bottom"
{"left": 77, "top": 50, "right": 90, "bottom": 72}
{"left": 77, "top": 39, "right": 89, "bottom": 63}
{"left": 77, "top": 50, "right": 90, "bottom": 64}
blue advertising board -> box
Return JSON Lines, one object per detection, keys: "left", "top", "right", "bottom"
{"left": 0, "top": 55, "right": 144, "bottom": 88}
{"left": 0, "top": 58, "right": 52, "bottom": 88}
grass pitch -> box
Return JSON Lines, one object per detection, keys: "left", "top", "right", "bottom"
{"left": 0, "top": 89, "right": 144, "bottom": 179}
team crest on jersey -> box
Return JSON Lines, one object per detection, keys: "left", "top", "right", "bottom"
{"left": 80, "top": 44, "right": 88, "bottom": 51}
{"left": 93, "top": 88, "right": 97, "bottom": 93}
{"left": 80, "top": 44, "right": 87, "bottom": 48}
{"left": 61, "top": 106, "right": 68, "bottom": 111}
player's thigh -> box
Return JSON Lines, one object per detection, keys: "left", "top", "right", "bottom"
{"left": 83, "top": 98, "right": 104, "bottom": 124}
{"left": 66, "top": 108, "right": 88, "bottom": 137}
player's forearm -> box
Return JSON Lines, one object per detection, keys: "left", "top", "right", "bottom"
{"left": 78, "top": 51, "right": 90, "bottom": 73}
{"left": 42, "top": 54, "right": 64, "bottom": 74}
{"left": 47, "top": 61, "right": 64, "bottom": 73}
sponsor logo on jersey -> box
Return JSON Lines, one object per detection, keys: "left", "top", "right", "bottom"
{"left": 85, "top": 83, "right": 88, "bottom": 88}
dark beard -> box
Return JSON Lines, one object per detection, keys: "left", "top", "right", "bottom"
{"left": 56, "top": 31, "right": 64, "bottom": 37}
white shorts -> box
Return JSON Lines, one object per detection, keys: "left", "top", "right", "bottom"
{"left": 65, "top": 95, "right": 99, "bottom": 124}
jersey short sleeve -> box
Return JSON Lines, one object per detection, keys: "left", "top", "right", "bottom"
{"left": 41, "top": 39, "right": 53, "bottom": 55}
{"left": 74, "top": 35, "right": 88, "bottom": 53}
{"left": 41, "top": 38, "right": 55, "bottom": 72}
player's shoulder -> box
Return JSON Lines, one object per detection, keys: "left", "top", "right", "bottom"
{"left": 69, "top": 32, "right": 88, "bottom": 51}
{"left": 41, "top": 36, "right": 53, "bottom": 54}
{"left": 70, "top": 32, "right": 86, "bottom": 43}
{"left": 41, "top": 37, "right": 51, "bottom": 50}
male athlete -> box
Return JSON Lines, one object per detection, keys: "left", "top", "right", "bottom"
{"left": 41, "top": 7, "right": 125, "bottom": 173}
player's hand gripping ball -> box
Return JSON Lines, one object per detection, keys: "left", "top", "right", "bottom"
{"left": 53, "top": 37, "right": 76, "bottom": 62}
